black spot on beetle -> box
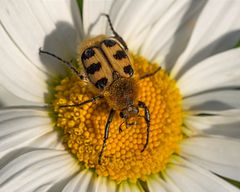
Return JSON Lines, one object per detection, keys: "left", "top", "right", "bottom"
{"left": 82, "top": 48, "right": 95, "bottom": 60}
{"left": 123, "top": 65, "right": 134, "bottom": 76}
{"left": 103, "top": 39, "right": 117, "bottom": 47}
{"left": 95, "top": 77, "right": 108, "bottom": 89}
{"left": 113, "top": 50, "right": 127, "bottom": 60}
{"left": 86, "top": 62, "right": 101, "bottom": 74}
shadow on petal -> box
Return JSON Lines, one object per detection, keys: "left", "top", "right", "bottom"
{"left": 48, "top": 172, "right": 79, "bottom": 192}
{"left": 0, "top": 147, "right": 44, "bottom": 169}
{"left": 39, "top": 21, "right": 79, "bottom": 76}
{"left": 175, "top": 29, "right": 240, "bottom": 79}
{"left": 163, "top": 0, "right": 207, "bottom": 72}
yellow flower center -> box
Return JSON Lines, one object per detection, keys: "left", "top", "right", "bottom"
{"left": 51, "top": 54, "right": 183, "bottom": 183}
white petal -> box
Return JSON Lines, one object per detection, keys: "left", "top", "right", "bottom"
{"left": 181, "top": 125, "right": 199, "bottom": 137}
{"left": 30, "top": 131, "right": 64, "bottom": 150}
{"left": 41, "top": 0, "right": 83, "bottom": 42}
{"left": 181, "top": 136, "right": 240, "bottom": 181}
{"left": 114, "top": 0, "right": 155, "bottom": 38}
{"left": 83, "top": 0, "right": 114, "bottom": 36}
{"left": 62, "top": 169, "right": 93, "bottom": 192}
{"left": 34, "top": 184, "right": 53, "bottom": 192}
{"left": 0, "top": 106, "right": 46, "bottom": 121}
{"left": 184, "top": 108, "right": 240, "bottom": 137}
{"left": 118, "top": 181, "right": 144, "bottom": 192}
{"left": 177, "top": 48, "right": 240, "bottom": 97}
{"left": 141, "top": 0, "right": 206, "bottom": 69}
{"left": 0, "top": 86, "right": 36, "bottom": 106}
{"left": 0, "top": 149, "right": 78, "bottom": 191}
{"left": 188, "top": 109, "right": 240, "bottom": 116}
{"left": 0, "top": 109, "right": 49, "bottom": 137}
{"left": 183, "top": 90, "right": 240, "bottom": 111}
{"left": 171, "top": 0, "right": 240, "bottom": 78}
{"left": 166, "top": 158, "right": 240, "bottom": 192}
{"left": 146, "top": 174, "right": 168, "bottom": 192}
{"left": 184, "top": 109, "right": 240, "bottom": 131}
{"left": 0, "top": 0, "right": 80, "bottom": 76}
{"left": 90, "top": 176, "right": 117, "bottom": 192}
{"left": 83, "top": 0, "right": 181, "bottom": 53}
{"left": 0, "top": 24, "right": 48, "bottom": 102}
{"left": 63, "top": 170, "right": 117, "bottom": 192}
{"left": 112, "top": 0, "right": 175, "bottom": 52}
{"left": 39, "top": 0, "right": 83, "bottom": 74}
{"left": 0, "top": 107, "right": 61, "bottom": 157}
{"left": 184, "top": 116, "right": 240, "bottom": 138}
{"left": 161, "top": 173, "right": 184, "bottom": 192}
{"left": 0, "top": 150, "right": 64, "bottom": 183}
{"left": 166, "top": 166, "right": 209, "bottom": 192}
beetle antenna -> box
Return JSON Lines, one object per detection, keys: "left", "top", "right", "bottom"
{"left": 101, "top": 14, "right": 118, "bottom": 37}
{"left": 59, "top": 95, "right": 103, "bottom": 108}
{"left": 39, "top": 48, "right": 84, "bottom": 80}
{"left": 101, "top": 14, "right": 128, "bottom": 50}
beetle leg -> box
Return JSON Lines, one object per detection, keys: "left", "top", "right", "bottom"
{"left": 138, "top": 101, "right": 150, "bottom": 152}
{"left": 39, "top": 48, "right": 86, "bottom": 81}
{"left": 98, "top": 109, "right": 115, "bottom": 164}
{"left": 119, "top": 120, "right": 136, "bottom": 133}
{"left": 101, "top": 14, "right": 128, "bottom": 50}
{"left": 140, "top": 66, "right": 161, "bottom": 80}
{"left": 126, "top": 121, "right": 137, "bottom": 127}
{"left": 119, "top": 121, "right": 124, "bottom": 133}
{"left": 59, "top": 95, "right": 103, "bottom": 108}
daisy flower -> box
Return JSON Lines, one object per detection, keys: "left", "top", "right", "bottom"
{"left": 1, "top": 0, "right": 240, "bottom": 191}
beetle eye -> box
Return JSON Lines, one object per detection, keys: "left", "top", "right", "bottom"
{"left": 120, "top": 112, "right": 125, "bottom": 118}
{"left": 133, "top": 107, "right": 139, "bottom": 114}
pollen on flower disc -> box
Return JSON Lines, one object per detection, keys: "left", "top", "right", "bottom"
{"left": 51, "top": 54, "right": 183, "bottom": 183}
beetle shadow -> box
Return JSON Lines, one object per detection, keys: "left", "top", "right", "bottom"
{"left": 39, "top": 21, "right": 79, "bottom": 76}
{"left": 38, "top": 20, "right": 82, "bottom": 105}
{"left": 39, "top": 0, "right": 84, "bottom": 75}
{"left": 86, "top": 15, "right": 103, "bottom": 37}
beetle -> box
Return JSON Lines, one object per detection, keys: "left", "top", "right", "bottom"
{"left": 39, "top": 14, "right": 161, "bottom": 164}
